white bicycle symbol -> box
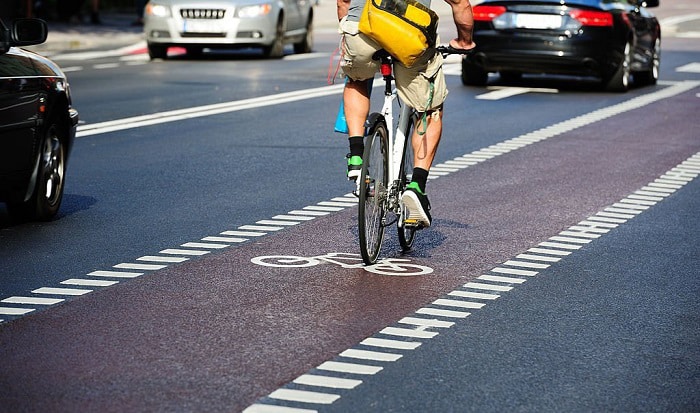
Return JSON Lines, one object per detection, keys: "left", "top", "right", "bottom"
{"left": 251, "top": 252, "right": 433, "bottom": 276}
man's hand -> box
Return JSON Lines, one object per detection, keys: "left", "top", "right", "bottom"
{"left": 449, "top": 38, "right": 476, "bottom": 51}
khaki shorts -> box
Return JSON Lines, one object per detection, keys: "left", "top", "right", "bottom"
{"left": 339, "top": 18, "right": 447, "bottom": 112}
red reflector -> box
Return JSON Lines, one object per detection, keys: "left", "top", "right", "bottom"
{"left": 380, "top": 63, "right": 392, "bottom": 76}
{"left": 569, "top": 9, "right": 613, "bottom": 27}
{"left": 473, "top": 5, "right": 507, "bottom": 21}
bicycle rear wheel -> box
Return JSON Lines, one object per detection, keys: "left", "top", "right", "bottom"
{"left": 358, "top": 119, "right": 389, "bottom": 265}
{"left": 398, "top": 115, "right": 417, "bottom": 250}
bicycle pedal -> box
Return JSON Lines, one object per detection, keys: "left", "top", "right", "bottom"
{"left": 403, "top": 218, "right": 419, "bottom": 225}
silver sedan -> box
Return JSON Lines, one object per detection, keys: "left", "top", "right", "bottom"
{"left": 143, "top": 0, "right": 314, "bottom": 59}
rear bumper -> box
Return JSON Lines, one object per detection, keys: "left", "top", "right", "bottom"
{"left": 467, "top": 29, "right": 622, "bottom": 77}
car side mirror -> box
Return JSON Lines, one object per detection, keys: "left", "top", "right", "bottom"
{"left": 10, "top": 18, "right": 48, "bottom": 46}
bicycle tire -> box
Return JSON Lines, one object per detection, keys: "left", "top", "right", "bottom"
{"left": 398, "top": 113, "right": 417, "bottom": 250}
{"left": 358, "top": 119, "right": 389, "bottom": 265}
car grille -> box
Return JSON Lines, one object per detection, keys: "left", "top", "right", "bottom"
{"left": 180, "top": 8, "right": 226, "bottom": 19}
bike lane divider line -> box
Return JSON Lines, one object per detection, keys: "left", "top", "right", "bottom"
{"left": 245, "top": 152, "right": 700, "bottom": 413}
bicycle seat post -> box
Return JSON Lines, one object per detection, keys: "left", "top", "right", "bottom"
{"left": 379, "top": 56, "right": 393, "bottom": 96}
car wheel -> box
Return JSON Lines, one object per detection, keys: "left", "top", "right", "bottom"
{"left": 148, "top": 44, "right": 168, "bottom": 60}
{"left": 264, "top": 16, "right": 285, "bottom": 58}
{"left": 605, "top": 41, "right": 631, "bottom": 92}
{"left": 293, "top": 14, "right": 313, "bottom": 54}
{"left": 461, "top": 59, "right": 488, "bottom": 86}
{"left": 636, "top": 37, "right": 660, "bottom": 86}
{"left": 7, "top": 114, "right": 66, "bottom": 221}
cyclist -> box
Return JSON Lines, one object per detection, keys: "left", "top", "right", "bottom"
{"left": 338, "top": 0, "right": 475, "bottom": 228}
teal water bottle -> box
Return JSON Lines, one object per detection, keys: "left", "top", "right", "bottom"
{"left": 334, "top": 77, "right": 372, "bottom": 134}
{"left": 334, "top": 98, "right": 349, "bottom": 134}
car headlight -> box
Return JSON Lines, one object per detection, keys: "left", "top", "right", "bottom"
{"left": 237, "top": 4, "right": 272, "bottom": 18}
{"left": 146, "top": 3, "right": 171, "bottom": 17}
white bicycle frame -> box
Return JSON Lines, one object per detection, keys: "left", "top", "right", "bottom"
{"left": 364, "top": 72, "right": 416, "bottom": 215}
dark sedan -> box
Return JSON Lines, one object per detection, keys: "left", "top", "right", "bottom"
{"left": 461, "top": 0, "right": 661, "bottom": 92}
{"left": 0, "top": 17, "right": 79, "bottom": 221}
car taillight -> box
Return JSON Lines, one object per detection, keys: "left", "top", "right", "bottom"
{"left": 473, "top": 5, "right": 507, "bottom": 21}
{"left": 569, "top": 9, "right": 613, "bottom": 27}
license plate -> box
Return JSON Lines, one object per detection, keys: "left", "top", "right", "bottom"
{"left": 514, "top": 13, "right": 563, "bottom": 29}
{"left": 182, "top": 19, "right": 224, "bottom": 33}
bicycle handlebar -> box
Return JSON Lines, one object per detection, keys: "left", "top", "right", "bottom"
{"left": 435, "top": 44, "right": 475, "bottom": 57}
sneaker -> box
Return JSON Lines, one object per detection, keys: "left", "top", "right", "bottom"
{"left": 401, "top": 181, "right": 432, "bottom": 227}
{"left": 347, "top": 154, "right": 362, "bottom": 181}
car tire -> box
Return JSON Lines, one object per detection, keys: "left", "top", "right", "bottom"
{"left": 636, "top": 37, "right": 660, "bottom": 86}
{"left": 264, "top": 16, "right": 285, "bottom": 58}
{"left": 605, "top": 41, "right": 631, "bottom": 92}
{"left": 148, "top": 44, "right": 168, "bottom": 60}
{"left": 7, "top": 113, "right": 66, "bottom": 221}
{"left": 461, "top": 59, "right": 488, "bottom": 86}
{"left": 293, "top": 14, "right": 313, "bottom": 54}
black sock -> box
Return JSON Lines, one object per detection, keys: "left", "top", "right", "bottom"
{"left": 349, "top": 136, "right": 364, "bottom": 158}
{"left": 412, "top": 168, "right": 429, "bottom": 193}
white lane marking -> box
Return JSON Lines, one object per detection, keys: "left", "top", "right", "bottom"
{"left": 293, "top": 374, "right": 362, "bottom": 389}
{"left": 180, "top": 242, "right": 228, "bottom": 249}
{"left": 491, "top": 267, "right": 539, "bottom": 276}
{"left": 2, "top": 296, "right": 64, "bottom": 305}
{"left": 32, "top": 287, "right": 92, "bottom": 296}
{"left": 476, "top": 86, "right": 558, "bottom": 100}
{"left": 0, "top": 307, "right": 34, "bottom": 315}
{"left": 317, "top": 361, "right": 382, "bottom": 374}
{"left": 463, "top": 282, "right": 513, "bottom": 292}
{"left": 137, "top": 255, "right": 189, "bottom": 263}
{"left": 62, "top": 279, "right": 118, "bottom": 287}
{"left": 243, "top": 404, "right": 316, "bottom": 413}
{"left": 360, "top": 337, "right": 421, "bottom": 350}
{"left": 268, "top": 389, "right": 340, "bottom": 404}
{"left": 380, "top": 327, "right": 438, "bottom": 339}
{"left": 448, "top": 290, "right": 500, "bottom": 300}
{"left": 340, "top": 349, "right": 402, "bottom": 362}
{"left": 88, "top": 270, "right": 143, "bottom": 278}
{"left": 415, "top": 307, "right": 471, "bottom": 318}
{"left": 160, "top": 248, "right": 210, "bottom": 255}
{"left": 432, "top": 298, "right": 486, "bottom": 309}
{"left": 201, "top": 236, "right": 247, "bottom": 243}
{"left": 76, "top": 84, "right": 344, "bottom": 137}
{"left": 114, "top": 263, "right": 168, "bottom": 270}
{"left": 93, "top": 63, "right": 120, "bottom": 70}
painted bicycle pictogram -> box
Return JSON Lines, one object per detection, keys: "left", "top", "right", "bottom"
{"left": 251, "top": 252, "right": 433, "bottom": 276}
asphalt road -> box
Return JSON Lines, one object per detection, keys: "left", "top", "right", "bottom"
{"left": 1, "top": 1, "right": 699, "bottom": 411}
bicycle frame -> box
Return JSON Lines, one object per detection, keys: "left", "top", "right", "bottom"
{"left": 371, "top": 57, "right": 415, "bottom": 215}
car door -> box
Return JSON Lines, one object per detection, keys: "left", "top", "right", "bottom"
{"left": 282, "top": 0, "right": 304, "bottom": 32}
{"left": 623, "top": 0, "right": 658, "bottom": 65}
{"left": 0, "top": 49, "right": 42, "bottom": 178}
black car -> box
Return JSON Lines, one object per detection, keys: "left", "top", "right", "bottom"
{"left": 0, "top": 17, "right": 79, "bottom": 221}
{"left": 462, "top": 0, "right": 661, "bottom": 92}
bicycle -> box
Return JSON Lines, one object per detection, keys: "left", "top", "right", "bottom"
{"left": 356, "top": 45, "right": 471, "bottom": 265}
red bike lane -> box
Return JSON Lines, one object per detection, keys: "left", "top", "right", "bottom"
{"left": 0, "top": 85, "right": 698, "bottom": 412}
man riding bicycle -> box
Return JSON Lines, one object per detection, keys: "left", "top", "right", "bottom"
{"left": 338, "top": 0, "right": 475, "bottom": 228}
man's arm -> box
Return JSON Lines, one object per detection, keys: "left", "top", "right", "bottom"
{"left": 337, "top": 0, "right": 351, "bottom": 20}
{"left": 444, "top": 0, "right": 476, "bottom": 50}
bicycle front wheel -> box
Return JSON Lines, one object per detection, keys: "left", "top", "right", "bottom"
{"left": 358, "top": 119, "right": 389, "bottom": 265}
{"left": 398, "top": 114, "right": 417, "bottom": 250}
